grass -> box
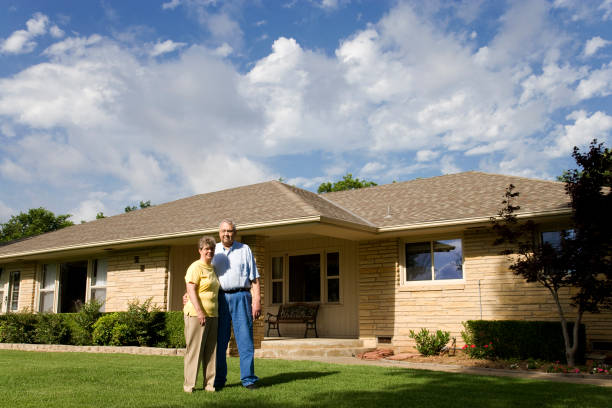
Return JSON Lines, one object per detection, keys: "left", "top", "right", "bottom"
{"left": 1, "top": 350, "right": 610, "bottom": 408}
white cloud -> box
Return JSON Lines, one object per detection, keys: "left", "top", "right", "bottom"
{"left": 584, "top": 36, "right": 610, "bottom": 56}
{"left": 162, "top": 0, "right": 182, "bottom": 10}
{"left": 69, "top": 195, "right": 108, "bottom": 223}
{"left": 150, "top": 39, "right": 187, "bottom": 57}
{"left": 0, "top": 200, "right": 14, "bottom": 222}
{"left": 416, "top": 150, "right": 440, "bottom": 162}
{"left": 0, "top": 13, "right": 49, "bottom": 54}
{"left": 49, "top": 25, "right": 65, "bottom": 38}
{"left": 548, "top": 110, "right": 612, "bottom": 158}
{"left": 576, "top": 62, "right": 612, "bottom": 99}
{"left": 360, "top": 161, "right": 386, "bottom": 175}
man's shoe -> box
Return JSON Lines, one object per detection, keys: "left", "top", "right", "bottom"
{"left": 244, "top": 383, "right": 259, "bottom": 390}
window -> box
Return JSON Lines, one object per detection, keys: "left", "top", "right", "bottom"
{"left": 404, "top": 239, "right": 463, "bottom": 282}
{"left": 289, "top": 254, "right": 321, "bottom": 302}
{"left": 39, "top": 264, "right": 57, "bottom": 312}
{"left": 0, "top": 268, "right": 4, "bottom": 312}
{"left": 541, "top": 230, "right": 574, "bottom": 249}
{"left": 90, "top": 259, "right": 107, "bottom": 311}
{"left": 271, "top": 250, "right": 341, "bottom": 304}
{"left": 271, "top": 256, "right": 283, "bottom": 304}
{"left": 9, "top": 271, "right": 20, "bottom": 312}
{"left": 326, "top": 252, "right": 340, "bottom": 302}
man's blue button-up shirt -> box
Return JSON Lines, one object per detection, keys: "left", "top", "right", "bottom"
{"left": 212, "top": 241, "right": 259, "bottom": 291}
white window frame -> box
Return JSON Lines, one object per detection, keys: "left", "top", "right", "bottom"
{"left": 88, "top": 258, "right": 107, "bottom": 311}
{"left": 38, "top": 264, "right": 59, "bottom": 313}
{"left": 0, "top": 267, "right": 6, "bottom": 313}
{"left": 400, "top": 237, "right": 464, "bottom": 285}
{"left": 8, "top": 270, "right": 20, "bottom": 312}
{"left": 268, "top": 248, "right": 342, "bottom": 305}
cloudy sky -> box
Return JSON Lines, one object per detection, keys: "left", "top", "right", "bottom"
{"left": 1, "top": 0, "right": 611, "bottom": 222}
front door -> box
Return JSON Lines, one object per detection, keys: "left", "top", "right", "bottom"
{"left": 59, "top": 261, "right": 87, "bottom": 312}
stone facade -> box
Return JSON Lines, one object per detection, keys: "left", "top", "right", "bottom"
{"left": 105, "top": 247, "right": 170, "bottom": 312}
{"left": 358, "top": 228, "right": 612, "bottom": 351}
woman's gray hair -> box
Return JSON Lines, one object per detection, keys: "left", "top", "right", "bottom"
{"left": 198, "top": 235, "right": 217, "bottom": 250}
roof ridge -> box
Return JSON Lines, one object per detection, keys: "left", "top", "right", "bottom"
{"left": 271, "top": 181, "right": 321, "bottom": 216}
{"left": 274, "top": 181, "right": 377, "bottom": 227}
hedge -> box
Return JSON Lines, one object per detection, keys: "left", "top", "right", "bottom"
{"left": 462, "top": 320, "right": 586, "bottom": 363}
{"left": 0, "top": 308, "right": 185, "bottom": 348}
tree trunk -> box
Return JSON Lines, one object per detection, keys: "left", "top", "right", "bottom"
{"left": 549, "top": 287, "right": 579, "bottom": 366}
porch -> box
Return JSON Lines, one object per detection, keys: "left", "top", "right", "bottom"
{"left": 255, "top": 337, "right": 372, "bottom": 359}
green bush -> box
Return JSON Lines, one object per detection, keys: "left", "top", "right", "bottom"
{"left": 34, "top": 313, "right": 71, "bottom": 344}
{"left": 165, "top": 311, "right": 185, "bottom": 348}
{"left": 92, "top": 313, "right": 121, "bottom": 345}
{"left": 0, "top": 312, "right": 38, "bottom": 343}
{"left": 123, "top": 298, "right": 166, "bottom": 347}
{"left": 71, "top": 299, "right": 104, "bottom": 345}
{"left": 110, "top": 323, "right": 135, "bottom": 346}
{"left": 461, "top": 320, "right": 586, "bottom": 363}
{"left": 409, "top": 328, "right": 451, "bottom": 356}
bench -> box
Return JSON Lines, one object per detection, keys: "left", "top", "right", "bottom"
{"left": 266, "top": 303, "right": 319, "bottom": 338}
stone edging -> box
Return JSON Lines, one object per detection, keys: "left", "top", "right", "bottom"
{"left": 0, "top": 343, "right": 186, "bottom": 356}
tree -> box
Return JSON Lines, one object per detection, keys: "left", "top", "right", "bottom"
{"left": 491, "top": 140, "right": 612, "bottom": 366}
{"left": 96, "top": 212, "right": 106, "bottom": 219}
{"left": 125, "top": 200, "right": 152, "bottom": 213}
{"left": 317, "top": 173, "right": 377, "bottom": 193}
{"left": 0, "top": 207, "right": 74, "bottom": 243}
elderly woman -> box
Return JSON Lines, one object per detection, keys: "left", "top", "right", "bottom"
{"left": 183, "top": 236, "right": 220, "bottom": 393}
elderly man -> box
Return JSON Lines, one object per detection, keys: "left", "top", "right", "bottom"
{"left": 213, "top": 219, "right": 261, "bottom": 390}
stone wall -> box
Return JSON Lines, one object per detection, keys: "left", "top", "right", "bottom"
{"left": 105, "top": 247, "right": 170, "bottom": 312}
{"left": 358, "top": 228, "right": 612, "bottom": 351}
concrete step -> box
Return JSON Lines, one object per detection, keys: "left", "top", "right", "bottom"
{"left": 256, "top": 337, "right": 373, "bottom": 359}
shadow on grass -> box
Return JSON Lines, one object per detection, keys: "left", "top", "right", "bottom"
{"left": 258, "top": 370, "right": 338, "bottom": 388}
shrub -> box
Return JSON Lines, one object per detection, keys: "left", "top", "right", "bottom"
{"left": 71, "top": 299, "right": 104, "bottom": 345}
{"left": 92, "top": 313, "right": 121, "bottom": 345}
{"left": 123, "top": 298, "right": 166, "bottom": 347}
{"left": 461, "top": 320, "right": 586, "bottom": 363}
{"left": 164, "top": 311, "right": 185, "bottom": 348}
{"left": 110, "top": 323, "right": 135, "bottom": 346}
{"left": 0, "top": 312, "right": 38, "bottom": 343}
{"left": 409, "top": 328, "right": 451, "bottom": 356}
{"left": 34, "top": 313, "right": 71, "bottom": 344}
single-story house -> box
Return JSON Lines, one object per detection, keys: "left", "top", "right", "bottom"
{"left": 1, "top": 171, "right": 610, "bottom": 351}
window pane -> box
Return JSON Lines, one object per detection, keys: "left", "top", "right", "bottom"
{"left": 42, "top": 264, "right": 56, "bottom": 289}
{"left": 40, "top": 292, "right": 54, "bottom": 312}
{"left": 272, "top": 282, "right": 283, "bottom": 304}
{"left": 93, "top": 259, "right": 108, "bottom": 286}
{"left": 10, "top": 271, "right": 20, "bottom": 311}
{"left": 433, "top": 239, "right": 463, "bottom": 280}
{"left": 289, "top": 254, "right": 320, "bottom": 302}
{"left": 327, "top": 252, "right": 339, "bottom": 276}
{"left": 405, "top": 242, "right": 431, "bottom": 281}
{"left": 272, "top": 257, "right": 283, "bottom": 280}
{"left": 327, "top": 278, "right": 339, "bottom": 303}
{"left": 91, "top": 289, "right": 106, "bottom": 312}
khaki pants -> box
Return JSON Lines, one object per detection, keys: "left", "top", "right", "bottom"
{"left": 184, "top": 315, "right": 218, "bottom": 392}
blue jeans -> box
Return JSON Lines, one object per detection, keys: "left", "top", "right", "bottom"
{"left": 214, "top": 290, "right": 258, "bottom": 387}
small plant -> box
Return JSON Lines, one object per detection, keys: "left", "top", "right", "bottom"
{"left": 409, "top": 328, "right": 451, "bottom": 356}
{"left": 461, "top": 342, "right": 496, "bottom": 359}
{"left": 526, "top": 358, "right": 542, "bottom": 370}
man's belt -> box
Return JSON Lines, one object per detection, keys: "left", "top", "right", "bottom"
{"left": 223, "top": 287, "right": 250, "bottom": 294}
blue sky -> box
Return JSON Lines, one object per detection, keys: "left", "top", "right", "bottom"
{"left": 0, "top": 0, "right": 611, "bottom": 222}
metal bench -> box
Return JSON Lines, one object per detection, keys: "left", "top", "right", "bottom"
{"left": 265, "top": 303, "right": 319, "bottom": 338}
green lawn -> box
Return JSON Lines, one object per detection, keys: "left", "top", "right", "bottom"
{"left": 0, "top": 350, "right": 609, "bottom": 408}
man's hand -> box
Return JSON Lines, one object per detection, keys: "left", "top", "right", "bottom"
{"left": 251, "top": 278, "right": 262, "bottom": 319}
{"left": 183, "top": 292, "right": 188, "bottom": 305}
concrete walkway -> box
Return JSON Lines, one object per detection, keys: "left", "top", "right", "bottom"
{"left": 2, "top": 343, "right": 610, "bottom": 387}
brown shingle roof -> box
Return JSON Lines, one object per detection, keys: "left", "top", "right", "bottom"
{"left": 322, "top": 171, "right": 570, "bottom": 228}
{"left": 0, "top": 172, "right": 570, "bottom": 258}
